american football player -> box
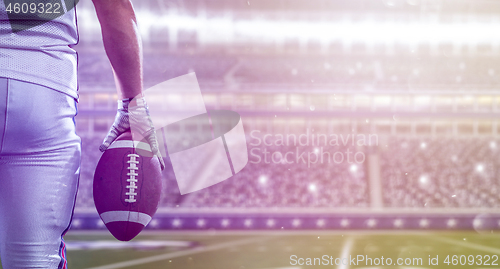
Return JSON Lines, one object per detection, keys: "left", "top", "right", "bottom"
{"left": 0, "top": 0, "right": 163, "bottom": 267}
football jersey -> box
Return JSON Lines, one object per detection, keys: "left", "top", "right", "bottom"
{"left": 0, "top": 0, "right": 78, "bottom": 99}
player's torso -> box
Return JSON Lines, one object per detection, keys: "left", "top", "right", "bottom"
{"left": 0, "top": 0, "right": 79, "bottom": 99}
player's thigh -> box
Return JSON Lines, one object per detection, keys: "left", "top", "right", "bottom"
{"left": 0, "top": 147, "right": 80, "bottom": 227}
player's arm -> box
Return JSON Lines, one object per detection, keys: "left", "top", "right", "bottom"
{"left": 92, "top": 0, "right": 142, "bottom": 98}
{"left": 93, "top": 0, "right": 165, "bottom": 170}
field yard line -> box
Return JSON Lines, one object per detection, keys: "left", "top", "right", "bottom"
{"left": 85, "top": 236, "right": 270, "bottom": 269}
{"left": 338, "top": 237, "right": 355, "bottom": 269}
{"left": 433, "top": 237, "right": 500, "bottom": 255}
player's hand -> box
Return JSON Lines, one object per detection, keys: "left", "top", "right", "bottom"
{"left": 99, "top": 96, "right": 165, "bottom": 170}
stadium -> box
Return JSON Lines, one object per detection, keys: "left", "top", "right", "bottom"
{"left": 15, "top": 0, "right": 500, "bottom": 268}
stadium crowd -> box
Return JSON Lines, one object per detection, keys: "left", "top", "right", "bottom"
{"left": 381, "top": 137, "right": 500, "bottom": 208}
{"left": 77, "top": 137, "right": 368, "bottom": 209}
{"left": 78, "top": 134, "right": 500, "bottom": 210}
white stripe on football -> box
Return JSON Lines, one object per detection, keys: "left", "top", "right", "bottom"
{"left": 100, "top": 211, "right": 152, "bottom": 226}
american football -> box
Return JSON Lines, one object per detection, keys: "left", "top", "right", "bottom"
{"left": 93, "top": 132, "right": 162, "bottom": 241}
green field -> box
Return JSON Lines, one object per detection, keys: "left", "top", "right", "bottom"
{"left": 65, "top": 231, "right": 500, "bottom": 269}
{"left": 3, "top": 231, "right": 500, "bottom": 268}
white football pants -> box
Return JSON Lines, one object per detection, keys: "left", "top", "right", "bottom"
{"left": 0, "top": 77, "right": 80, "bottom": 269}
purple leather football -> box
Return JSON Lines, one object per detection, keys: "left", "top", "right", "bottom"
{"left": 93, "top": 132, "right": 162, "bottom": 241}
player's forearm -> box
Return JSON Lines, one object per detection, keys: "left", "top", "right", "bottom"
{"left": 92, "top": 0, "right": 143, "bottom": 99}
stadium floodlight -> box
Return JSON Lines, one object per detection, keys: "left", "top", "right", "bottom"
{"left": 419, "top": 175, "right": 429, "bottom": 185}
{"left": 196, "top": 219, "right": 206, "bottom": 228}
{"left": 308, "top": 183, "right": 317, "bottom": 192}
{"left": 96, "top": 220, "right": 105, "bottom": 228}
{"left": 473, "top": 219, "right": 483, "bottom": 228}
{"left": 340, "top": 219, "right": 350, "bottom": 228}
{"left": 72, "top": 219, "right": 82, "bottom": 228}
{"left": 316, "top": 219, "right": 326, "bottom": 227}
{"left": 366, "top": 219, "right": 377, "bottom": 228}
{"left": 221, "top": 219, "right": 230, "bottom": 228}
{"left": 172, "top": 219, "right": 182, "bottom": 228}
{"left": 244, "top": 219, "right": 253, "bottom": 228}
{"left": 350, "top": 164, "right": 358, "bottom": 172}
{"left": 77, "top": 5, "right": 500, "bottom": 46}
{"left": 393, "top": 219, "right": 404, "bottom": 228}
{"left": 476, "top": 164, "right": 485, "bottom": 173}
{"left": 419, "top": 219, "right": 430, "bottom": 228}
{"left": 447, "top": 219, "right": 457, "bottom": 228}
{"left": 149, "top": 219, "right": 160, "bottom": 228}
{"left": 490, "top": 141, "right": 497, "bottom": 149}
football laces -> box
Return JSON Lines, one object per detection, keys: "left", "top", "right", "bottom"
{"left": 125, "top": 153, "right": 140, "bottom": 203}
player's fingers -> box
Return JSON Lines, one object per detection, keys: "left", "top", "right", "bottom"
{"left": 156, "top": 154, "right": 166, "bottom": 171}
{"left": 98, "top": 143, "right": 109, "bottom": 152}
{"left": 143, "top": 130, "right": 165, "bottom": 170}
{"left": 100, "top": 109, "right": 130, "bottom": 152}
{"left": 99, "top": 125, "right": 121, "bottom": 152}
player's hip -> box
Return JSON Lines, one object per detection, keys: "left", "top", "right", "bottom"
{"left": 0, "top": 77, "right": 80, "bottom": 155}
